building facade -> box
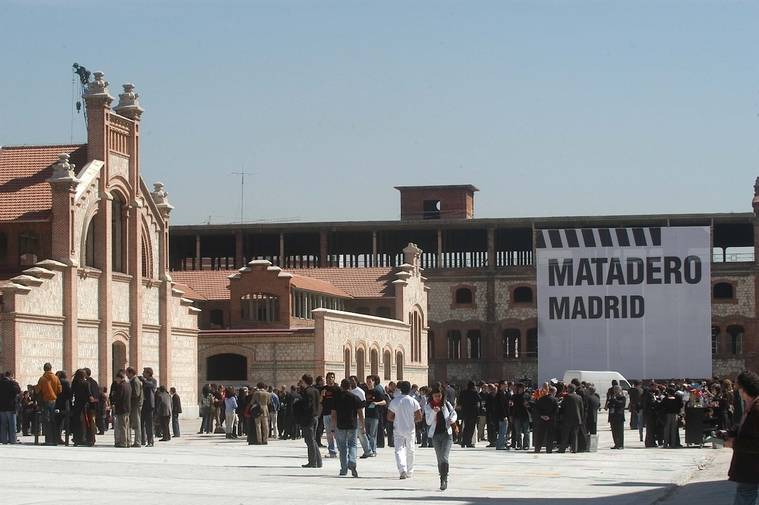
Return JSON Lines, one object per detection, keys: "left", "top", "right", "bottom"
{"left": 173, "top": 243, "right": 429, "bottom": 389}
{"left": 171, "top": 184, "right": 759, "bottom": 384}
{"left": 0, "top": 71, "right": 199, "bottom": 410}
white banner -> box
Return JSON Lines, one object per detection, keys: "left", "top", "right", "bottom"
{"left": 536, "top": 226, "right": 711, "bottom": 382}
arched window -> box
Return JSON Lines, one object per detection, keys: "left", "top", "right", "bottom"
{"left": 712, "top": 326, "right": 720, "bottom": 355}
{"left": 112, "top": 340, "right": 127, "bottom": 380}
{"left": 0, "top": 232, "right": 7, "bottom": 263}
{"left": 713, "top": 283, "right": 734, "bottom": 300}
{"left": 409, "top": 310, "right": 423, "bottom": 362}
{"left": 526, "top": 328, "right": 538, "bottom": 358}
{"left": 209, "top": 309, "right": 224, "bottom": 328}
{"left": 454, "top": 287, "right": 473, "bottom": 305}
{"left": 513, "top": 286, "right": 534, "bottom": 303}
{"left": 396, "top": 351, "right": 404, "bottom": 380}
{"left": 241, "top": 293, "right": 280, "bottom": 322}
{"left": 18, "top": 231, "right": 40, "bottom": 266}
{"left": 428, "top": 330, "right": 435, "bottom": 360}
{"left": 728, "top": 325, "right": 744, "bottom": 355}
{"left": 344, "top": 348, "right": 352, "bottom": 379}
{"left": 383, "top": 350, "right": 392, "bottom": 381}
{"left": 356, "top": 348, "right": 365, "bottom": 382}
{"left": 503, "top": 328, "right": 520, "bottom": 358}
{"left": 370, "top": 348, "right": 379, "bottom": 376}
{"left": 141, "top": 228, "right": 153, "bottom": 278}
{"left": 447, "top": 330, "right": 461, "bottom": 360}
{"left": 207, "top": 353, "right": 247, "bottom": 381}
{"left": 112, "top": 194, "right": 126, "bottom": 273}
{"left": 84, "top": 218, "right": 97, "bottom": 268}
{"left": 466, "top": 330, "right": 481, "bottom": 359}
{"left": 376, "top": 306, "right": 391, "bottom": 318}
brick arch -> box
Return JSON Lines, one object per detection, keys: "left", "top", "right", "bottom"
{"left": 510, "top": 284, "right": 536, "bottom": 305}
{"left": 198, "top": 344, "right": 255, "bottom": 385}
{"left": 79, "top": 202, "right": 99, "bottom": 267}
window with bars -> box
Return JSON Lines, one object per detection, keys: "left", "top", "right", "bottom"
{"left": 241, "top": 293, "right": 280, "bottom": 322}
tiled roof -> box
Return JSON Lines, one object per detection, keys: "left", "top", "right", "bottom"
{"left": 172, "top": 282, "right": 207, "bottom": 301}
{"left": 290, "top": 274, "right": 351, "bottom": 298}
{"left": 288, "top": 267, "right": 395, "bottom": 298}
{"left": 0, "top": 144, "right": 88, "bottom": 222}
{"left": 171, "top": 266, "right": 397, "bottom": 301}
{"left": 171, "top": 270, "right": 232, "bottom": 301}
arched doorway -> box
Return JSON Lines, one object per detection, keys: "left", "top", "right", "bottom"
{"left": 370, "top": 349, "right": 379, "bottom": 377}
{"left": 112, "top": 340, "right": 127, "bottom": 379}
{"left": 356, "top": 348, "right": 365, "bottom": 381}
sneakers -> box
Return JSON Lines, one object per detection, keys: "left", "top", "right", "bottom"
{"left": 350, "top": 466, "right": 358, "bottom": 478}
{"left": 359, "top": 453, "right": 372, "bottom": 459}
{"left": 399, "top": 472, "right": 408, "bottom": 480}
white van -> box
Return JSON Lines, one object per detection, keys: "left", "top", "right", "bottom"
{"left": 562, "top": 370, "right": 631, "bottom": 409}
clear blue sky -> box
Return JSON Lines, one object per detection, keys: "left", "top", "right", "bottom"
{"left": 1, "top": 0, "right": 758, "bottom": 225}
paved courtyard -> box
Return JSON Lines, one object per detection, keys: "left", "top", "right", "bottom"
{"left": 0, "top": 421, "right": 733, "bottom": 505}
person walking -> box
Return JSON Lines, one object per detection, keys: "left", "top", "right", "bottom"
{"left": 298, "top": 374, "right": 323, "bottom": 468}
{"left": 0, "top": 372, "right": 21, "bottom": 444}
{"left": 110, "top": 370, "right": 131, "bottom": 448}
{"left": 170, "top": 387, "right": 182, "bottom": 438}
{"left": 608, "top": 385, "right": 626, "bottom": 449}
{"left": 425, "top": 383, "right": 457, "bottom": 491}
{"left": 35, "top": 362, "right": 62, "bottom": 446}
{"left": 140, "top": 367, "right": 157, "bottom": 447}
{"left": 331, "top": 378, "right": 364, "bottom": 477}
{"left": 155, "top": 385, "right": 173, "bottom": 442}
{"left": 387, "top": 381, "right": 422, "bottom": 479}
{"left": 363, "top": 375, "right": 386, "bottom": 457}
{"left": 126, "top": 368, "right": 143, "bottom": 447}
{"left": 726, "top": 370, "right": 759, "bottom": 505}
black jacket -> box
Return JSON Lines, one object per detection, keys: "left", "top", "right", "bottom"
{"left": 459, "top": 389, "right": 480, "bottom": 419}
{"left": 560, "top": 393, "right": 584, "bottom": 426}
{"left": 141, "top": 376, "right": 157, "bottom": 411}
{"left": 172, "top": 393, "right": 183, "bottom": 415}
{"left": 607, "top": 395, "right": 626, "bottom": 423}
{"left": 534, "top": 395, "right": 558, "bottom": 420}
{"left": 492, "top": 390, "right": 510, "bottom": 420}
{"left": 0, "top": 376, "right": 20, "bottom": 412}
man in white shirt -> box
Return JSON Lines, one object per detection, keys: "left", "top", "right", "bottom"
{"left": 387, "top": 380, "right": 422, "bottom": 479}
{"left": 349, "top": 376, "right": 373, "bottom": 459}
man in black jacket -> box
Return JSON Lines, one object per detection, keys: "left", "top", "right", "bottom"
{"left": 533, "top": 386, "right": 558, "bottom": 453}
{"left": 140, "top": 367, "right": 157, "bottom": 447}
{"left": 494, "top": 381, "right": 511, "bottom": 450}
{"left": 170, "top": 387, "right": 182, "bottom": 438}
{"left": 608, "top": 385, "right": 626, "bottom": 449}
{"left": 110, "top": 370, "right": 131, "bottom": 448}
{"left": 511, "top": 383, "right": 531, "bottom": 450}
{"left": 0, "top": 372, "right": 21, "bottom": 444}
{"left": 484, "top": 384, "right": 498, "bottom": 447}
{"left": 299, "top": 374, "right": 323, "bottom": 468}
{"left": 458, "top": 381, "right": 479, "bottom": 448}
{"left": 558, "top": 384, "right": 584, "bottom": 453}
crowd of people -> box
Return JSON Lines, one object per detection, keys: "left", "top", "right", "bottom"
{"left": 0, "top": 363, "right": 182, "bottom": 448}
{"left": 0, "top": 363, "right": 754, "bottom": 496}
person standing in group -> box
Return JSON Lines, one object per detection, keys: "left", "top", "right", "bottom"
{"left": 457, "top": 381, "right": 479, "bottom": 448}
{"left": 253, "top": 383, "right": 272, "bottom": 444}
{"left": 82, "top": 368, "right": 99, "bottom": 445}
{"left": 35, "top": 363, "right": 62, "bottom": 446}
{"left": 363, "top": 375, "right": 386, "bottom": 457}
{"left": 54, "top": 370, "right": 72, "bottom": 445}
{"left": 661, "top": 386, "right": 682, "bottom": 448}
{"left": 269, "top": 386, "right": 280, "bottom": 439}
{"left": 348, "top": 376, "right": 373, "bottom": 459}
{"left": 70, "top": 369, "right": 90, "bottom": 445}
{"left": 224, "top": 386, "right": 238, "bottom": 439}
{"left": 0, "top": 371, "right": 21, "bottom": 444}
{"left": 494, "top": 381, "right": 510, "bottom": 450}
{"left": 584, "top": 385, "right": 600, "bottom": 450}
{"left": 126, "top": 368, "right": 143, "bottom": 447}
{"left": 155, "top": 385, "right": 173, "bottom": 442}
{"left": 331, "top": 378, "right": 364, "bottom": 477}
{"left": 298, "top": 374, "right": 323, "bottom": 468}
{"left": 425, "top": 383, "right": 457, "bottom": 491}
{"left": 533, "top": 386, "right": 558, "bottom": 453}
{"left": 140, "top": 367, "right": 157, "bottom": 447}
{"left": 726, "top": 370, "right": 759, "bottom": 505}
{"left": 387, "top": 381, "right": 422, "bottom": 480}
{"left": 110, "top": 370, "right": 131, "bottom": 448}
{"left": 511, "top": 383, "right": 531, "bottom": 450}
{"left": 198, "top": 384, "right": 212, "bottom": 434}
{"left": 170, "top": 387, "right": 182, "bottom": 438}
{"left": 320, "top": 372, "right": 339, "bottom": 458}
{"left": 608, "top": 385, "right": 626, "bottom": 450}
{"left": 558, "top": 384, "right": 584, "bottom": 453}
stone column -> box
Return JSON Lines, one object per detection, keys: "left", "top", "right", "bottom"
{"left": 279, "top": 233, "right": 285, "bottom": 267}
{"left": 487, "top": 227, "right": 496, "bottom": 271}
{"left": 115, "top": 83, "right": 145, "bottom": 372}
{"left": 151, "top": 184, "right": 174, "bottom": 387}
{"left": 372, "top": 231, "right": 378, "bottom": 267}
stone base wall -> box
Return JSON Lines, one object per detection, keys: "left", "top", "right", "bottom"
{"left": 713, "top": 357, "right": 746, "bottom": 378}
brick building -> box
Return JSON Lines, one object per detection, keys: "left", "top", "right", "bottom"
{"left": 0, "top": 71, "right": 199, "bottom": 409}
{"left": 171, "top": 184, "right": 759, "bottom": 384}
{"left": 172, "top": 243, "right": 429, "bottom": 390}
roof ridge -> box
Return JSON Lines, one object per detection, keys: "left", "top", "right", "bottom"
{"left": 0, "top": 143, "right": 87, "bottom": 150}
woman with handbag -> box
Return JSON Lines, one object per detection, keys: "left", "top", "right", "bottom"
{"left": 424, "top": 383, "right": 457, "bottom": 491}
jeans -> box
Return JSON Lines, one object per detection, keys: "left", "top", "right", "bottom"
{"left": 172, "top": 414, "right": 180, "bottom": 437}
{"left": 303, "top": 416, "right": 322, "bottom": 466}
{"left": 432, "top": 433, "right": 452, "bottom": 477}
{"left": 322, "top": 415, "right": 336, "bottom": 454}
{"left": 41, "top": 400, "right": 56, "bottom": 445}
{"left": 356, "top": 425, "right": 371, "bottom": 456}
{"left": 393, "top": 431, "right": 416, "bottom": 475}
{"left": 365, "top": 417, "right": 379, "bottom": 454}
{"left": 225, "top": 410, "right": 237, "bottom": 435}
{"left": 512, "top": 417, "right": 530, "bottom": 449}
{"left": 734, "top": 482, "right": 759, "bottom": 505}
{"left": 496, "top": 419, "right": 509, "bottom": 449}
{"left": 335, "top": 428, "right": 357, "bottom": 472}
{"left": 0, "top": 411, "right": 17, "bottom": 444}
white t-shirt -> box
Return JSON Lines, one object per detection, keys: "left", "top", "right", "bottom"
{"left": 388, "top": 394, "right": 421, "bottom": 436}
{"left": 351, "top": 386, "right": 366, "bottom": 414}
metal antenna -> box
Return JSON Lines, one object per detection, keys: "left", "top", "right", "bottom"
{"left": 231, "top": 169, "right": 253, "bottom": 224}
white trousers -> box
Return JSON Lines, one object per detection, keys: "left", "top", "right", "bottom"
{"left": 393, "top": 431, "right": 416, "bottom": 475}
{"left": 225, "top": 410, "right": 237, "bottom": 434}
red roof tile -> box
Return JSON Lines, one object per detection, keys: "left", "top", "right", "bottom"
{"left": 286, "top": 267, "right": 395, "bottom": 298}
{"left": 0, "top": 144, "right": 88, "bottom": 222}
{"left": 172, "top": 282, "right": 207, "bottom": 301}
{"left": 171, "top": 270, "right": 233, "bottom": 301}
{"left": 289, "top": 273, "right": 351, "bottom": 298}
